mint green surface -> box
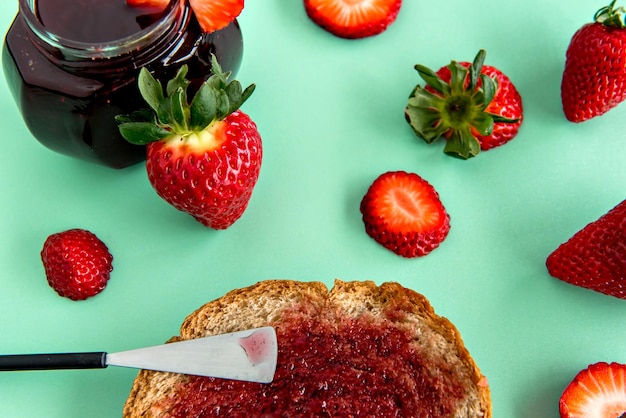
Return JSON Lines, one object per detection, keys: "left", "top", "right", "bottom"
{"left": 0, "top": 1, "right": 625, "bottom": 417}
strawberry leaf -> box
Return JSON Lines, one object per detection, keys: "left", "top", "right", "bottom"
{"left": 415, "top": 65, "right": 450, "bottom": 96}
{"left": 210, "top": 54, "right": 230, "bottom": 85}
{"left": 480, "top": 74, "right": 496, "bottom": 109}
{"left": 155, "top": 87, "right": 188, "bottom": 130}
{"left": 118, "top": 55, "right": 255, "bottom": 144}
{"left": 118, "top": 122, "right": 170, "bottom": 145}
{"left": 190, "top": 83, "right": 218, "bottom": 130}
{"left": 241, "top": 84, "right": 256, "bottom": 104}
{"left": 472, "top": 113, "right": 494, "bottom": 136}
{"left": 406, "top": 88, "right": 447, "bottom": 143}
{"left": 170, "top": 88, "right": 189, "bottom": 131}
{"left": 138, "top": 68, "right": 164, "bottom": 113}
{"left": 157, "top": 95, "right": 174, "bottom": 126}
{"left": 469, "top": 49, "right": 486, "bottom": 91}
{"left": 444, "top": 126, "right": 480, "bottom": 159}
{"left": 225, "top": 80, "right": 243, "bottom": 114}
{"left": 114, "top": 108, "right": 154, "bottom": 124}
{"left": 489, "top": 113, "right": 520, "bottom": 123}
{"left": 215, "top": 89, "right": 230, "bottom": 120}
{"left": 448, "top": 62, "right": 468, "bottom": 95}
{"left": 167, "top": 65, "right": 190, "bottom": 97}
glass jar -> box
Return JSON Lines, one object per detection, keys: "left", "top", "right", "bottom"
{"left": 2, "top": 0, "right": 243, "bottom": 168}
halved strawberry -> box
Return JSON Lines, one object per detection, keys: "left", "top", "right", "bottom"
{"left": 560, "top": 362, "right": 626, "bottom": 418}
{"left": 360, "top": 171, "right": 450, "bottom": 258}
{"left": 126, "top": 0, "right": 243, "bottom": 33}
{"left": 304, "top": 0, "right": 402, "bottom": 39}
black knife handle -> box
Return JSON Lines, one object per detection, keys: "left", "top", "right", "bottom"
{"left": 0, "top": 352, "right": 107, "bottom": 371}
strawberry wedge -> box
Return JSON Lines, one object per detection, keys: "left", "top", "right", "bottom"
{"left": 127, "top": 0, "right": 243, "bottom": 33}
{"left": 304, "top": 0, "right": 402, "bottom": 39}
{"left": 547, "top": 199, "right": 626, "bottom": 299}
{"left": 560, "top": 362, "right": 626, "bottom": 418}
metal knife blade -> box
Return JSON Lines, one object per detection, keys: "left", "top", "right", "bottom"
{"left": 0, "top": 327, "right": 278, "bottom": 384}
{"left": 107, "top": 326, "right": 278, "bottom": 383}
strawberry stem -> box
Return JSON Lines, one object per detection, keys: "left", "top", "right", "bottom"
{"left": 405, "top": 49, "right": 514, "bottom": 159}
{"left": 595, "top": 0, "right": 626, "bottom": 27}
{"left": 117, "top": 54, "right": 255, "bottom": 145}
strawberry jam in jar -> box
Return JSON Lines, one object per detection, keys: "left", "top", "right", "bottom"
{"left": 2, "top": 0, "right": 243, "bottom": 168}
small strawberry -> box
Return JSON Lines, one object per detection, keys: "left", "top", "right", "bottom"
{"left": 559, "top": 362, "right": 626, "bottom": 417}
{"left": 546, "top": 199, "right": 626, "bottom": 299}
{"left": 561, "top": 1, "right": 626, "bottom": 122}
{"left": 126, "top": 0, "right": 244, "bottom": 34}
{"left": 360, "top": 171, "right": 450, "bottom": 258}
{"left": 40, "top": 229, "right": 114, "bottom": 301}
{"left": 117, "top": 56, "right": 261, "bottom": 229}
{"left": 405, "top": 49, "right": 523, "bottom": 159}
{"left": 303, "top": 0, "right": 402, "bottom": 39}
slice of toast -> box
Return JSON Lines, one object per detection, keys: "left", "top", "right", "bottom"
{"left": 123, "top": 279, "right": 491, "bottom": 417}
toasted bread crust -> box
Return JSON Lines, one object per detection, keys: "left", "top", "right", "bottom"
{"left": 123, "top": 280, "right": 491, "bottom": 417}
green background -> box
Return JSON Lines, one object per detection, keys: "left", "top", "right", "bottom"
{"left": 0, "top": 1, "right": 625, "bottom": 417}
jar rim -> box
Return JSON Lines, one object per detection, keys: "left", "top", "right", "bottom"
{"left": 19, "top": 0, "right": 183, "bottom": 59}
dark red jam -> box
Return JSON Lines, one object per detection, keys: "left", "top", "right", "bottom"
{"left": 2, "top": 0, "right": 243, "bottom": 168}
{"left": 153, "top": 305, "right": 468, "bottom": 417}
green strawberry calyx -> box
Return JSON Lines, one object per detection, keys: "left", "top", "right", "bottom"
{"left": 116, "top": 54, "right": 255, "bottom": 145}
{"left": 595, "top": 1, "right": 626, "bottom": 27}
{"left": 404, "top": 49, "right": 518, "bottom": 160}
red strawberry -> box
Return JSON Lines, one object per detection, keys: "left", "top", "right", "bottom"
{"left": 546, "top": 199, "right": 626, "bottom": 299}
{"left": 126, "top": 0, "right": 243, "bottom": 33}
{"left": 559, "top": 362, "right": 626, "bottom": 417}
{"left": 125, "top": 0, "right": 168, "bottom": 8}
{"left": 405, "top": 50, "right": 523, "bottom": 159}
{"left": 117, "top": 56, "right": 261, "bottom": 229}
{"left": 561, "top": 1, "right": 626, "bottom": 122}
{"left": 360, "top": 171, "right": 450, "bottom": 258}
{"left": 304, "top": 0, "right": 402, "bottom": 39}
{"left": 189, "top": 0, "right": 244, "bottom": 33}
{"left": 40, "top": 229, "right": 113, "bottom": 301}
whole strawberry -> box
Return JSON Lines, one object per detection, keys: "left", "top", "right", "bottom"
{"left": 405, "top": 50, "right": 523, "bottom": 159}
{"left": 561, "top": 1, "right": 626, "bottom": 122}
{"left": 560, "top": 362, "right": 626, "bottom": 417}
{"left": 546, "top": 199, "right": 626, "bottom": 299}
{"left": 360, "top": 171, "right": 450, "bottom": 258}
{"left": 41, "top": 229, "right": 113, "bottom": 301}
{"left": 117, "top": 56, "right": 261, "bottom": 229}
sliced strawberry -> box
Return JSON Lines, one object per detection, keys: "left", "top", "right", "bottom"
{"left": 560, "top": 362, "right": 626, "bottom": 418}
{"left": 127, "top": 0, "right": 243, "bottom": 33}
{"left": 189, "top": 0, "right": 244, "bottom": 33}
{"left": 304, "top": 0, "right": 402, "bottom": 39}
{"left": 360, "top": 171, "right": 450, "bottom": 258}
{"left": 126, "top": 0, "right": 169, "bottom": 10}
